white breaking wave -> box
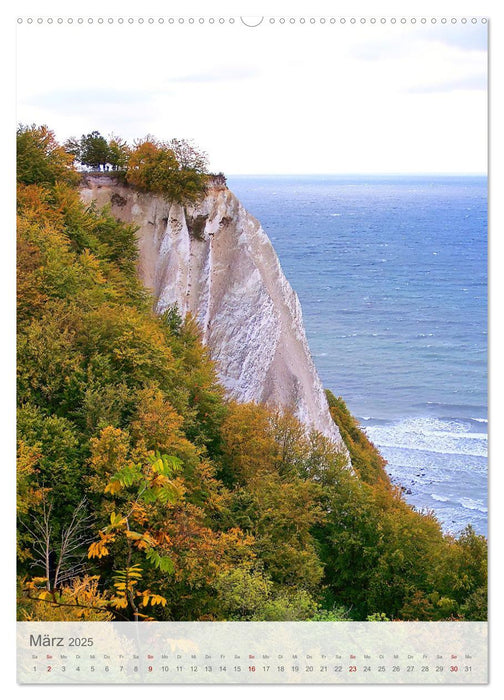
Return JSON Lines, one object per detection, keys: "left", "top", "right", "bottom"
{"left": 458, "top": 497, "right": 487, "bottom": 513}
{"left": 365, "top": 417, "right": 488, "bottom": 458}
{"left": 431, "top": 494, "right": 450, "bottom": 502}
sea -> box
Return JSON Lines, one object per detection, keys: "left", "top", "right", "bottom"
{"left": 227, "top": 175, "right": 488, "bottom": 537}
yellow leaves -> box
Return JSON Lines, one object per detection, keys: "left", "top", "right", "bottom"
{"left": 149, "top": 594, "right": 167, "bottom": 607}
{"left": 113, "top": 564, "right": 143, "bottom": 588}
{"left": 129, "top": 531, "right": 157, "bottom": 551}
{"left": 16, "top": 441, "right": 46, "bottom": 520}
{"left": 19, "top": 575, "right": 114, "bottom": 622}
{"left": 109, "top": 512, "right": 126, "bottom": 528}
{"left": 220, "top": 402, "right": 279, "bottom": 482}
{"left": 108, "top": 569, "right": 167, "bottom": 615}
{"left": 124, "top": 530, "right": 156, "bottom": 551}
{"left": 88, "top": 541, "right": 107, "bottom": 559}
{"left": 91, "top": 425, "right": 130, "bottom": 465}
{"left": 137, "top": 589, "right": 167, "bottom": 608}
{"left": 110, "top": 596, "right": 129, "bottom": 610}
{"left": 24, "top": 576, "right": 48, "bottom": 590}
{"left": 110, "top": 565, "right": 144, "bottom": 610}
{"left": 104, "top": 480, "right": 122, "bottom": 495}
{"left": 88, "top": 532, "right": 115, "bottom": 559}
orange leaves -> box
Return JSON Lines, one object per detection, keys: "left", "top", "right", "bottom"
{"left": 126, "top": 140, "right": 180, "bottom": 198}
{"left": 89, "top": 426, "right": 131, "bottom": 484}
{"left": 131, "top": 387, "right": 198, "bottom": 463}
{"left": 138, "top": 590, "right": 167, "bottom": 608}
{"left": 220, "top": 402, "right": 279, "bottom": 483}
{"left": 161, "top": 501, "right": 256, "bottom": 588}
{"left": 20, "top": 575, "right": 114, "bottom": 622}
{"left": 130, "top": 501, "right": 148, "bottom": 526}
{"left": 17, "top": 124, "right": 79, "bottom": 187}
{"left": 88, "top": 532, "right": 116, "bottom": 559}
{"left": 110, "top": 596, "right": 129, "bottom": 610}
{"left": 87, "top": 436, "right": 184, "bottom": 616}
{"left": 125, "top": 530, "right": 157, "bottom": 551}
{"left": 23, "top": 576, "right": 49, "bottom": 590}
{"left": 104, "top": 479, "right": 122, "bottom": 495}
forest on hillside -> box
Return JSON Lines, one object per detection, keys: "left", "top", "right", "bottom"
{"left": 16, "top": 125, "right": 487, "bottom": 622}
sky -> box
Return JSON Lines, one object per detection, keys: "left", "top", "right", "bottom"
{"left": 16, "top": 17, "right": 488, "bottom": 175}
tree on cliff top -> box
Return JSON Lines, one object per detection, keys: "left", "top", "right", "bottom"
{"left": 126, "top": 138, "right": 208, "bottom": 203}
{"left": 107, "top": 134, "right": 130, "bottom": 170}
{"left": 79, "top": 131, "right": 111, "bottom": 170}
{"left": 166, "top": 138, "right": 208, "bottom": 173}
{"left": 64, "top": 131, "right": 130, "bottom": 171}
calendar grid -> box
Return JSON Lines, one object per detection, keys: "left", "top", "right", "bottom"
{"left": 18, "top": 621, "right": 488, "bottom": 684}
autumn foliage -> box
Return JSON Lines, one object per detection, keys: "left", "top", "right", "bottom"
{"left": 126, "top": 138, "right": 208, "bottom": 203}
{"left": 16, "top": 126, "right": 487, "bottom": 622}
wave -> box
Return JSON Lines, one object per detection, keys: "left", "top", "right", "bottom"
{"left": 457, "top": 497, "right": 487, "bottom": 514}
{"left": 364, "top": 416, "right": 488, "bottom": 458}
{"left": 431, "top": 494, "right": 450, "bottom": 503}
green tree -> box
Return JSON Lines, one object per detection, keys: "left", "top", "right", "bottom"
{"left": 326, "top": 390, "right": 391, "bottom": 486}
{"left": 107, "top": 134, "right": 130, "bottom": 170}
{"left": 17, "top": 124, "right": 78, "bottom": 186}
{"left": 79, "top": 131, "right": 110, "bottom": 170}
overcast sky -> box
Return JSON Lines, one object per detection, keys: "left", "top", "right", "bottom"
{"left": 16, "top": 18, "right": 487, "bottom": 174}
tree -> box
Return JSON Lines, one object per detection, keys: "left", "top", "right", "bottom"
{"left": 107, "top": 134, "right": 130, "bottom": 170}
{"left": 166, "top": 138, "right": 208, "bottom": 172}
{"left": 79, "top": 131, "right": 110, "bottom": 170}
{"left": 87, "top": 428, "right": 181, "bottom": 620}
{"left": 126, "top": 138, "right": 208, "bottom": 203}
{"left": 24, "top": 495, "right": 93, "bottom": 591}
{"left": 326, "top": 390, "right": 390, "bottom": 486}
{"left": 63, "top": 136, "right": 82, "bottom": 163}
{"left": 126, "top": 139, "right": 178, "bottom": 189}
{"left": 17, "top": 124, "right": 78, "bottom": 186}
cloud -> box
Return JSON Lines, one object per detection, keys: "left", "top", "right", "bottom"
{"left": 18, "top": 88, "right": 166, "bottom": 134}
{"left": 352, "top": 23, "right": 487, "bottom": 62}
{"left": 406, "top": 73, "right": 487, "bottom": 94}
{"left": 167, "top": 65, "right": 260, "bottom": 83}
{"left": 418, "top": 23, "right": 488, "bottom": 52}
{"left": 26, "top": 88, "right": 159, "bottom": 110}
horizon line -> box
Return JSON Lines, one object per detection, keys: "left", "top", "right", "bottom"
{"left": 225, "top": 172, "right": 487, "bottom": 178}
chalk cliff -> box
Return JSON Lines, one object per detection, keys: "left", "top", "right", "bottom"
{"left": 80, "top": 174, "right": 347, "bottom": 452}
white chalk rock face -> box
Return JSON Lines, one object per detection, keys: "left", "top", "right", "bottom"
{"left": 80, "top": 174, "right": 347, "bottom": 451}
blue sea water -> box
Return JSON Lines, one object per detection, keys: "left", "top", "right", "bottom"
{"left": 227, "top": 175, "right": 488, "bottom": 536}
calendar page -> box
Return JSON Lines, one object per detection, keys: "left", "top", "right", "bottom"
{"left": 15, "top": 10, "right": 488, "bottom": 685}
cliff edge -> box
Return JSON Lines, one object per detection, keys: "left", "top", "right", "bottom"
{"left": 80, "top": 173, "right": 347, "bottom": 451}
